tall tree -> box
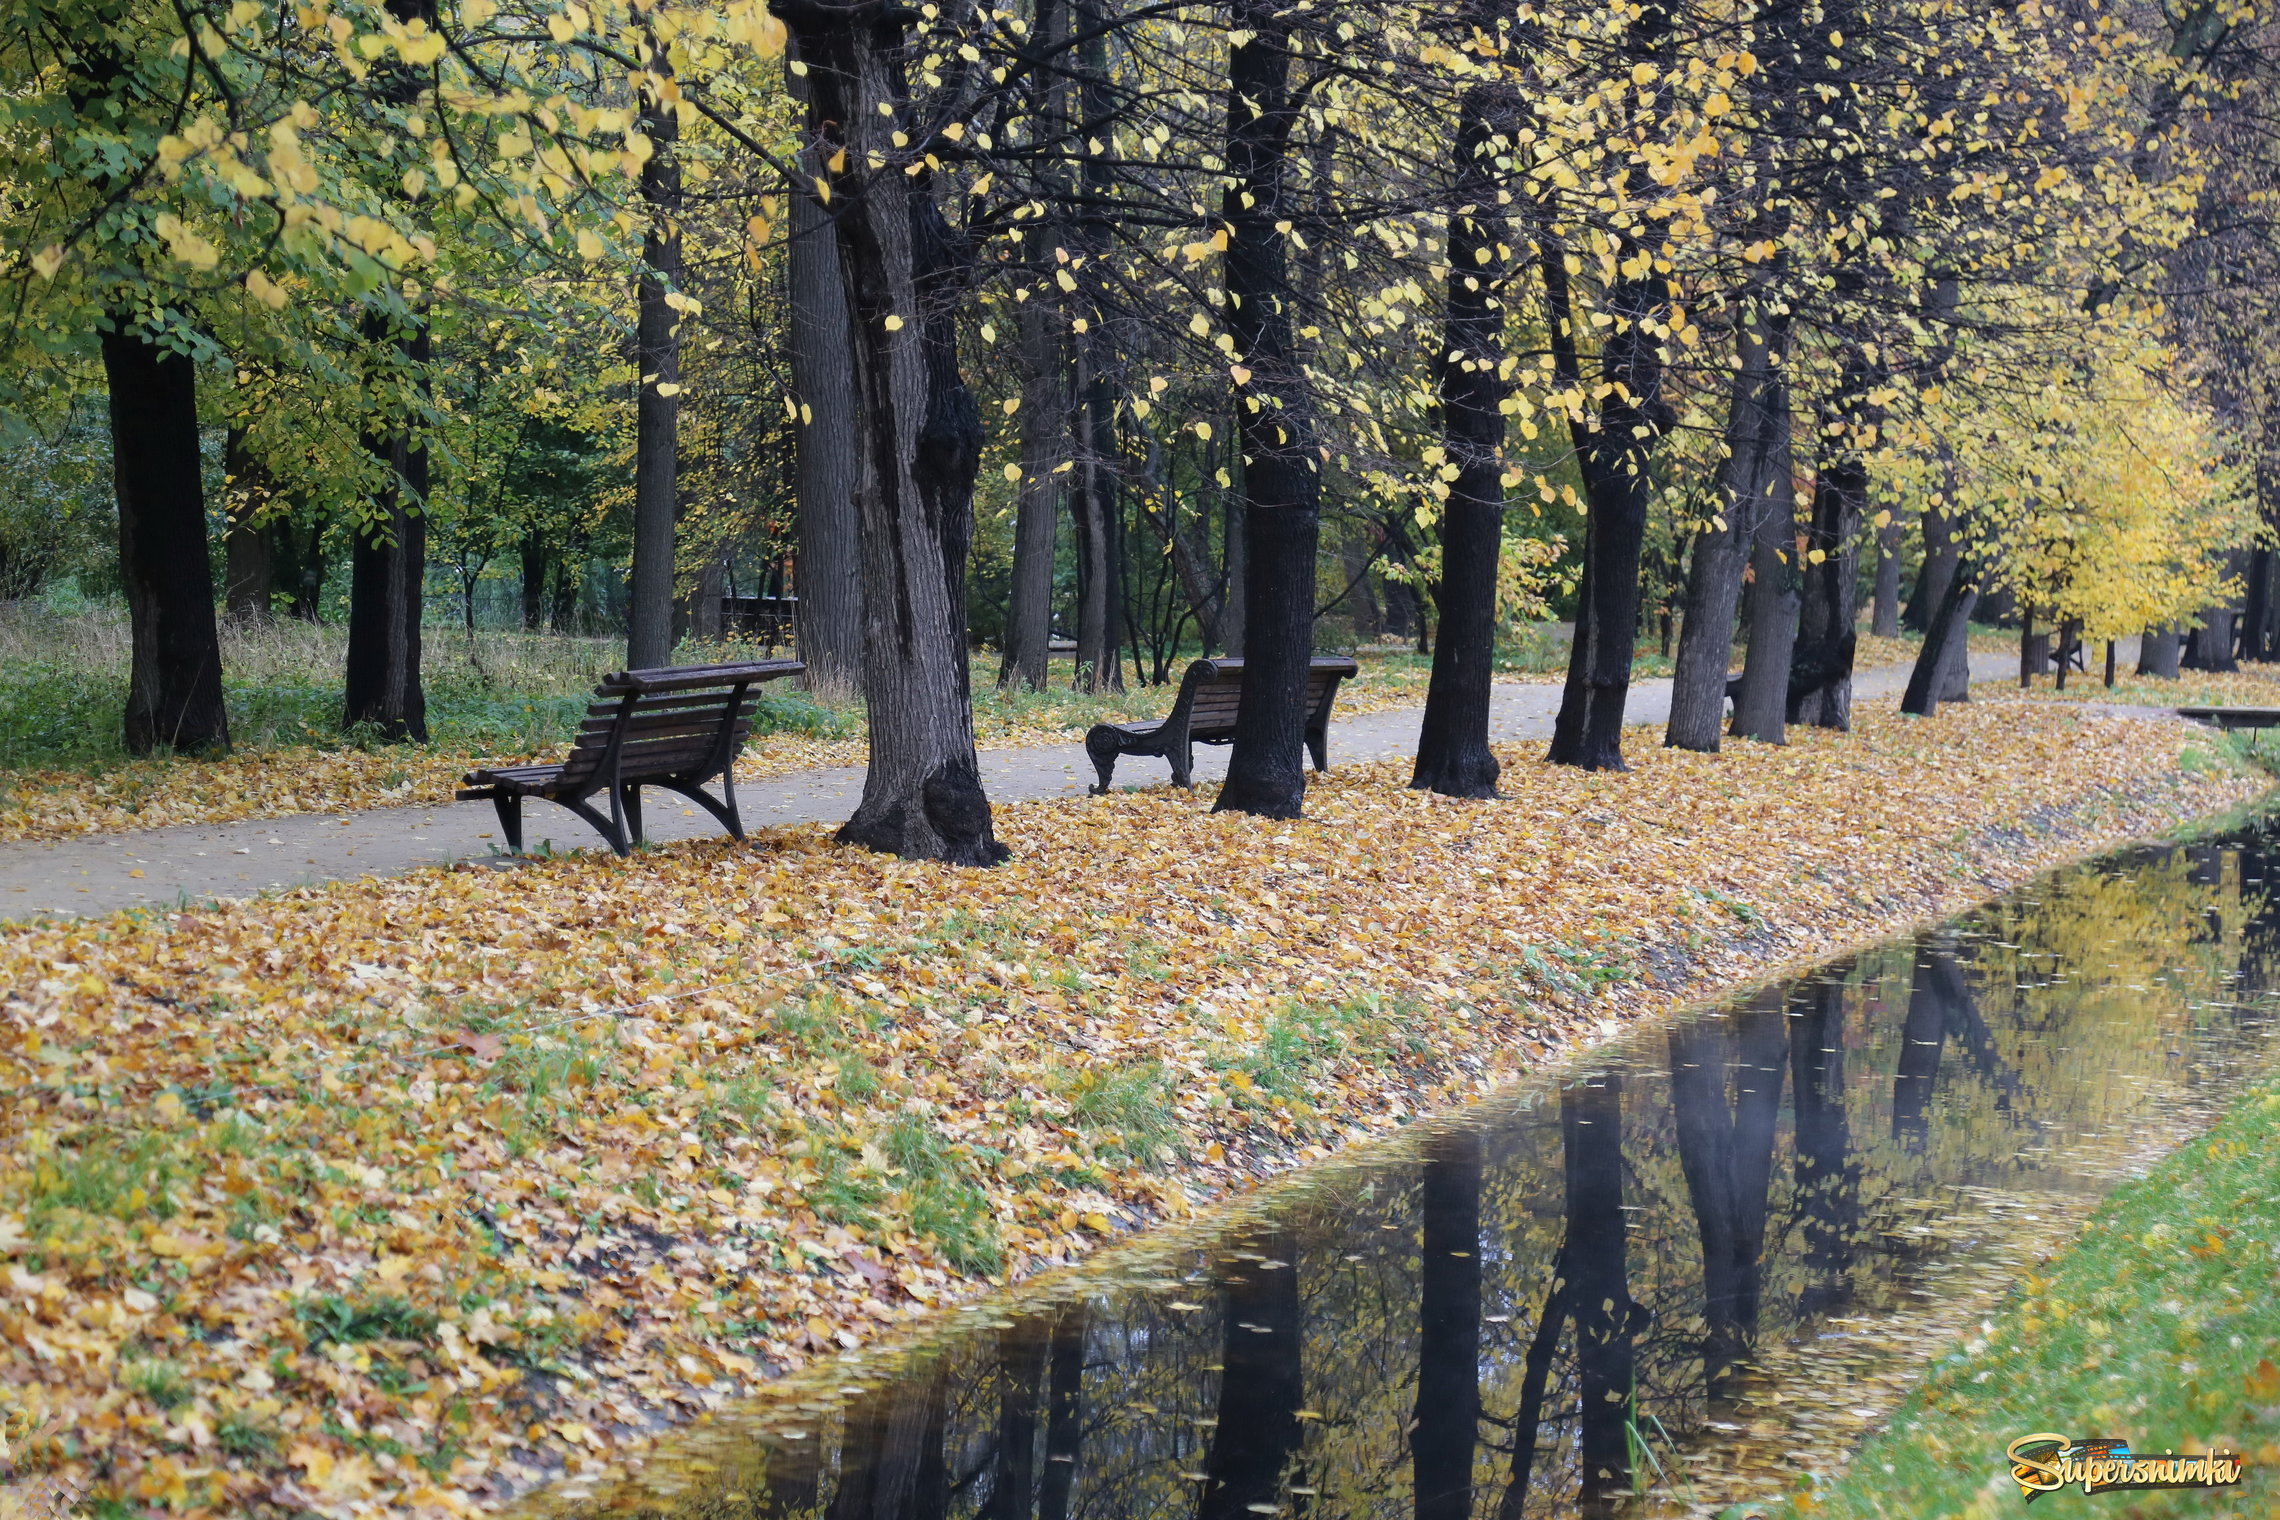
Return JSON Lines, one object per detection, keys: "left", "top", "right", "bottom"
{"left": 626, "top": 32, "right": 685, "bottom": 672}
{"left": 777, "top": 0, "right": 1006, "bottom": 866}
{"left": 1000, "top": 292, "right": 1065, "bottom": 691}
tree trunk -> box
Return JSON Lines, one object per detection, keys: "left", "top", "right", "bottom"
{"left": 2243, "top": 544, "right": 2277, "bottom": 663}
{"left": 102, "top": 325, "right": 231, "bottom": 756}
{"left": 1728, "top": 371, "right": 1798, "bottom": 743}
{"left": 519, "top": 532, "right": 548, "bottom": 630}
{"left": 346, "top": 315, "right": 431, "bottom": 744}
{"left": 1069, "top": 343, "right": 1123, "bottom": 692}
{"left": 1791, "top": 440, "right": 1865, "bottom": 730}
{"left": 1413, "top": 1130, "right": 1481, "bottom": 1520}
{"left": 1212, "top": 0, "right": 1321, "bottom": 819}
{"left": 222, "top": 427, "right": 275, "bottom": 625}
{"left": 782, "top": 0, "right": 1004, "bottom": 866}
{"left": 785, "top": 62, "right": 868, "bottom": 699}
{"left": 626, "top": 48, "right": 683, "bottom": 672}
{"left": 1903, "top": 504, "right": 1955, "bottom": 634}
{"left": 690, "top": 551, "right": 726, "bottom": 642}
{"left": 2019, "top": 605, "right": 2046, "bottom": 686}
{"left": 1666, "top": 302, "right": 1785, "bottom": 752}
{"left": 1790, "top": 978, "right": 1858, "bottom": 1316}
{"left": 2186, "top": 593, "right": 2241, "bottom": 672}
{"left": 1900, "top": 556, "right": 1978, "bottom": 717}
{"left": 1869, "top": 509, "right": 1902, "bottom": 637}
{"left": 1198, "top": 1229, "right": 1303, "bottom": 1520}
{"left": 1220, "top": 475, "right": 1247, "bottom": 656}
{"left": 2139, "top": 623, "right": 2182, "bottom": 678}
{"left": 1411, "top": 65, "right": 1517, "bottom": 799}
{"left": 1000, "top": 296, "right": 1063, "bottom": 690}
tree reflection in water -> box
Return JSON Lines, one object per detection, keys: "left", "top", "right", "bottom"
{"left": 547, "top": 817, "right": 2280, "bottom": 1520}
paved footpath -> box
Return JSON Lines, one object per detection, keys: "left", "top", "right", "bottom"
{"left": 0, "top": 652, "right": 2019, "bottom": 923}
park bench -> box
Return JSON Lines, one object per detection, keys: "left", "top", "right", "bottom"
{"left": 1084, "top": 655, "right": 1360, "bottom": 793}
{"left": 458, "top": 659, "right": 803, "bottom": 856}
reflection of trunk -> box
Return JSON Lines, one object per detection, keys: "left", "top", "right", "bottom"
{"left": 1893, "top": 942, "right": 1952, "bottom": 1151}
{"left": 986, "top": 1321, "right": 1049, "bottom": 1520}
{"left": 785, "top": 51, "right": 868, "bottom": 699}
{"left": 1213, "top": 0, "right": 1322, "bottom": 819}
{"left": 103, "top": 326, "right": 232, "bottom": 756}
{"left": 782, "top": 2, "right": 1002, "bottom": 865}
{"left": 1729, "top": 378, "right": 1798, "bottom": 744}
{"left": 1414, "top": 1130, "right": 1482, "bottom": 1520}
{"left": 223, "top": 427, "right": 275, "bottom": 623}
{"left": 1492, "top": 1240, "right": 1569, "bottom": 1520}
{"left": 1039, "top": 1303, "right": 1088, "bottom": 1520}
{"left": 2138, "top": 624, "right": 2182, "bottom": 678}
{"left": 1666, "top": 302, "right": 1787, "bottom": 754}
{"left": 626, "top": 37, "right": 683, "bottom": 672}
{"left": 1001, "top": 295, "right": 1064, "bottom": 691}
{"left": 757, "top": 1434, "right": 822, "bottom": 1517}
{"left": 1563, "top": 1076, "right": 1636, "bottom": 1519}
{"left": 1667, "top": 997, "right": 1787, "bottom": 1402}
{"left": 1789, "top": 979, "right": 1859, "bottom": 1316}
{"left": 1199, "top": 1230, "right": 1303, "bottom": 1520}
{"left": 827, "top": 1364, "right": 949, "bottom": 1520}
{"left": 1900, "top": 558, "right": 1977, "bottom": 717}
{"left": 1919, "top": 942, "right": 2023, "bottom": 1111}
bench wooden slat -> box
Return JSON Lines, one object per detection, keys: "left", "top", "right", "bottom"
{"left": 600, "top": 660, "right": 805, "bottom": 695}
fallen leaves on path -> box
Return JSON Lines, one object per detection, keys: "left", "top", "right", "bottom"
{"left": 0, "top": 697, "right": 2259, "bottom": 1516}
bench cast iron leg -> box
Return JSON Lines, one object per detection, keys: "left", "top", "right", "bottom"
{"left": 1306, "top": 724, "right": 1329, "bottom": 773}
{"left": 1085, "top": 735, "right": 1118, "bottom": 795}
{"left": 619, "top": 784, "right": 645, "bottom": 848}
{"left": 490, "top": 795, "right": 524, "bottom": 855}
{"left": 1171, "top": 739, "right": 1193, "bottom": 789}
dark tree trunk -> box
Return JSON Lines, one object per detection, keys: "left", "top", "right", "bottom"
{"left": 2186, "top": 602, "right": 2241, "bottom": 672}
{"left": 2139, "top": 623, "right": 2182, "bottom": 678}
{"left": 1728, "top": 371, "right": 1798, "bottom": 744}
{"left": 1220, "top": 470, "right": 1247, "bottom": 656}
{"left": 986, "top": 1322, "right": 1048, "bottom": 1520}
{"left": 1212, "top": 0, "right": 1321, "bottom": 819}
{"left": 2244, "top": 545, "right": 2277, "bottom": 663}
{"left": 786, "top": 54, "right": 868, "bottom": 699}
{"left": 1666, "top": 303, "right": 1786, "bottom": 753}
{"left": 1900, "top": 561, "right": 1977, "bottom": 717}
{"left": 102, "top": 325, "right": 230, "bottom": 756}
{"left": 1000, "top": 295, "right": 1063, "bottom": 691}
{"left": 2020, "top": 606, "right": 2047, "bottom": 686}
{"left": 1413, "top": 1130, "right": 1482, "bottom": 1520}
{"left": 627, "top": 48, "right": 683, "bottom": 672}
{"left": 2054, "top": 616, "right": 2080, "bottom": 691}
{"left": 519, "top": 532, "right": 548, "bottom": 631}
{"left": 1668, "top": 997, "right": 1787, "bottom": 1404}
{"left": 550, "top": 543, "right": 582, "bottom": 632}
{"left": 1789, "top": 978, "right": 1859, "bottom": 1316}
{"left": 273, "top": 516, "right": 329, "bottom": 622}
{"left": 1791, "top": 440, "right": 1866, "bottom": 730}
{"left": 1198, "top": 1231, "right": 1303, "bottom": 1520}
{"left": 1903, "top": 504, "right": 1955, "bottom": 635}
{"left": 1070, "top": 341, "right": 1123, "bottom": 692}
{"left": 1037, "top": 1303, "right": 1087, "bottom": 1520}
{"left": 1892, "top": 940, "right": 1953, "bottom": 1152}
{"left": 222, "top": 426, "right": 274, "bottom": 624}
{"left": 346, "top": 316, "right": 431, "bottom": 744}
{"left": 1870, "top": 509, "right": 1903, "bottom": 637}
{"left": 1492, "top": 1242, "right": 1569, "bottom": 1520}
{"left": 780, "top": 0, "right": 1004, "bottom": 866}
{"left": 1412, "top": 62, "right": 1517, "bottom": 799}
{"left": 1563, "top": 1076, "right": 1636, "bottom": 1518}
{"left": 826, "top": 1365, "right": 949, "bottom": 1520}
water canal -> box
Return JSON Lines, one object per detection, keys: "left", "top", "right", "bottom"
{"left": 526, "top": 809, "right": 2280, "bottom": 1520}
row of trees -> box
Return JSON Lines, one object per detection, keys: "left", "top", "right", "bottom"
{"left": 1, "top": 0, "right": 2272, "bottom": 860}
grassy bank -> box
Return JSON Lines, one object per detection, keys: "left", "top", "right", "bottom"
{"left": 0, "top": 697, "right": 2263, "bottom": 1516}
{"left": 1788, "top": 1075, "right": 2280, "bottom": 1519}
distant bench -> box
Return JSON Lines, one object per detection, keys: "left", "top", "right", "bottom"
{"left": 2179, "top": 706, "right": 2280, "bottom": 730}
{"left": 459, "top": 659, "right": 803, "bottom": 856}
{"left": 1084, "top": 655, "right": 1359, "bottom": 793}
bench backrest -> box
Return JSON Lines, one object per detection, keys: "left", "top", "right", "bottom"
{"left": 1172, "top": 655, "right": 1360, "bottom": 738}
{"left": 557, "top": 659, "right": 804, "bottom": 789}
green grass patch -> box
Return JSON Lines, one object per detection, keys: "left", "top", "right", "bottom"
{"left": 1793, "top": 1081, "right": 2280, "bottom": 1518}
{"left": 295, "top": 1294, "right": 440, "bottom": 1346}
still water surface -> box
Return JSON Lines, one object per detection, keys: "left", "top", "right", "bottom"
{"left": 532, "top": 813, "right": 2280, "bottom": 1519}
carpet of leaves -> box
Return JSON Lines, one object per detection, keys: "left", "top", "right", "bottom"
{"left": 0, "top": 664, "right": 1435, "bottom": 845}
{"left": 0, "top": 698, "right": 2260, "bottom": 1517}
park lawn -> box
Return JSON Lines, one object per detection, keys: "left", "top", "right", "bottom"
{"left": 1790, "top": 1077, "right": 2280, "bottom": 1520}
{"left": 0, "top": 697, "right": 2263, "bottom": 1517}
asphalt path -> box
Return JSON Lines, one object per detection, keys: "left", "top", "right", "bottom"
{"left": 0, "top": 650, "right": 2018, "bottom": 922}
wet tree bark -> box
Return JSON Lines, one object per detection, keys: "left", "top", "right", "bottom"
{"left": 1198, "top": 1230, "right": 1304, "bottom": 1520}
{"left": 1667, "top": 996, "right": 1787, "bottom": 1403}
{"left": 779, "top": 0, "right": 1005, "bottom": 866}
{"left": 222, "top": 426, "right": 275, "bottom": 624}
{"left": 1728, "top": 373, "right": 1798, "bottom": 743}
{"left": 1037, "top": 1303, "right": 1087, "bottom": 1520}
{"left": 1412, "top": 54, "right": 1518, "bottom": 799}
{"left": 1413, "top": 1130, "right": 1482, "bottom": 1520}
{"left": 346, "top": 316, "right": 431, "bottom": 744}
{"left": 1789, "top": 978, "right": 1859, "bottom": 1316}
{"left": 1563, "top": 1075, "right": 1637, "bottom": 1519}
{"left": 2139, "top": 623, "right": 2182, "bottom": 678}
{"left": 786, "top": 51, "right": 868, "bottom": 699}
{"left": 1666, "top": 303, "right": 1786, "bottom": 753}
{"left": 1000, "top": 294, "right": 1064, "bottom": 691}
{"left": 1212, "top": 0, "right": 1322, "bottom": 818}
{"left": 1791, "top": 440, "right": 1866, "bottom": 729}
{"left": 103, "top": 326, "right": 231, "bottom": 756}
{"left": 626, "top": 39, "right": 683, "bottom": 672}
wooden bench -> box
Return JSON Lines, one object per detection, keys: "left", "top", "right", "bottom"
{"left": 458, "top": 659, "right": 804, "bottom": 856}
{"left": 2179, "top": 705, "right": 2280, "bottom": 729}
{"left": 1084, "top": 655, "right": 1359, "bottom": 793}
